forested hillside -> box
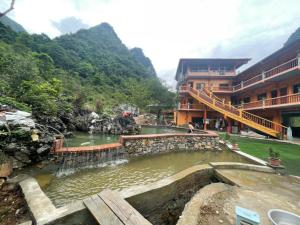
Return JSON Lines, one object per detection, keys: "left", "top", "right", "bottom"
{"left": 0, "top": 20, "right": 175, "bottom": 120}
{"left": 284, "top": 27, "right": 300, "bottom": 46}
{"left": 0, "top": 15, "right": 26, "bottom": 33}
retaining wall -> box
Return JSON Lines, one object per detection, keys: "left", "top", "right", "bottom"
{"left": 120, "top": 132, "right": 219, "bottom": 157}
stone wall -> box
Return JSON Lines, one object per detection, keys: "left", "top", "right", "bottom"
{"left": 120, "top": 132, "right": 220, "bottom": 157}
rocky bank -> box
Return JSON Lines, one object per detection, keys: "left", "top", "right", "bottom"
{"left": 0, "top": 104, "right": 140, "bottom": 170}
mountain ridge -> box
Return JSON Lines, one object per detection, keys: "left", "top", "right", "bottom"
{"left": 0, "top": 19, "right": 174, "bottom": 119}
{"left": 0, "top": 15, "right": 26, "bottom": 33}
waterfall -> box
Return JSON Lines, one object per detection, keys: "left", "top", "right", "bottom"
{"left": 56, "top": 149, "right": 128, "bottom": 177}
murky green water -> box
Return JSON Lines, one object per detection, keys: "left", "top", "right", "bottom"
{"left": 65, "top": 127, "right": 186, "bottom": 147}
{"left": 40, "top": 150, "right": 252, "bottom": 207}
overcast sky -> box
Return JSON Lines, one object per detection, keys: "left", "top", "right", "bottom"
{"left": 2, "top": 0, "right": 300, "bottom": 87}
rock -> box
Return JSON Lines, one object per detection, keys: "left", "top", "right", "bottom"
{"left": 18, "top": 221, "right": 32, "bottom": 225}
{"left": 11, "top": 158, "right": 26, "bottom": 169}
{"left": 7, "top": 174, "right": 30, "bottom": 184}
{"left": 0, "top": 178, "right": 5, "bottom": 189}
{"left": 14, "top": 152, "right": 31, "bottom": 164}
{"left": 89, "top": 112, "right": 99, "bottom": 120}
{"left": 0, "top": 160, "right": 13, "bottom": 177}
{"left": 2, "top": 182, "right": 17, "bottom": 191}
{"left": 5, "top": 142, "right": 19, "bottom": 152}
{"left": 63, "top": 132, "right": 74, "bottom": 138}
{"left": 35, "top": 160, "right": 49, "bottom": 169}
{"left": 218, "top": 219, "right": 224, "bottom": 223}
{"left": 6, "top": 110, "right": 35, "bottom": 128}
{"left": 37, "top": 145, "right": 50, "bottom": 154}
{"left": 15, "top": 207, "right": 26, "bottom": 216}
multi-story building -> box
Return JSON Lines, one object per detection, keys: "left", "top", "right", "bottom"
{"left": 174, "top": 39, "right": 300, "bottom": 139}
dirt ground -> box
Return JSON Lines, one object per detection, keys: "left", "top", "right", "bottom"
{"left": 197, "top": 190, "right": 233, "bottom": 225}
{"left": 0, "top": 181, "right": 30, "bottom": 225}
{"left": 196, "top": 170, "right": 300, "bottom": 225}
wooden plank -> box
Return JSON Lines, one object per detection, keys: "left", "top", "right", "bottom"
{"left": 84, "top": 194, "right": 124, "bottom": 225}
{"left": 99, "top": 189, "right": 152, "bottom": 225}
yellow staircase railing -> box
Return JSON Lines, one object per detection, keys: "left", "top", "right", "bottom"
{"left": 180, "top": 86, "right": 287, "bottom": 139}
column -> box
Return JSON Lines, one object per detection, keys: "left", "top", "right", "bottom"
{"left": 204, "top": 107, "right": 207, "bottom": 130}
{"left": 226, "top": 118, "right": 232, "bottom": 133}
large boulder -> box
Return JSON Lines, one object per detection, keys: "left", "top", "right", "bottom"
{"left": 0, "top": 109, "right": 55, "bottom": 169}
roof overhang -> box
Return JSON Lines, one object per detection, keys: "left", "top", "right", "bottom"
{"left": 175, "top": 58, "right": 251, "bottom": 81}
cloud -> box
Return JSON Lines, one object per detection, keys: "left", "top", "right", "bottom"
{"left": 52, "top": 17, "right": 89, "bottom": 34}
{"left": 5, "top": 0, "right": 300, "bottom": 88}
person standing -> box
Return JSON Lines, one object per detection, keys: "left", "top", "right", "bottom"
{"left": 188, "top": 122, "right": 194, "bottom": 133}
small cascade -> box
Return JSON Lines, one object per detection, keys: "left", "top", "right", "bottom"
{"left": 56, "top": 149, "right": 128, "bottom": 177}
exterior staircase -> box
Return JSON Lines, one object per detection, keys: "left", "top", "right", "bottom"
{"left": 180, "top": 86, "right": 287, "bottom": 139}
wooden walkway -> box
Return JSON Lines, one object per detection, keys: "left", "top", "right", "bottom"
{"left": 83, "top": 189, "right": 151, "bottom": 225}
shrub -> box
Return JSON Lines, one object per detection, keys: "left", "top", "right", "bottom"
{"left": 0, "top": 96, "right": 31, "bottom": 112}
{"left": 269, "top": 147, "right": 280, "bottom": 159}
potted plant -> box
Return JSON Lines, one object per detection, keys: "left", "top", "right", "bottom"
{"left": 231, "top": 139, "right": 239, "bottom": 151}
{"left": 268, "top": 147, "right": 281, "bottom": 167}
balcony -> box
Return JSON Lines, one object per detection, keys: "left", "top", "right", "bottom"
{"left": 237, "top": 93, "right": 300, "bottom": 110}
{"left": 232, "top": 58, "right": 299, "bottom": 92}
{"left": 209, "top": 86, "right": 233, "bottom": 93}
{"left": 177, "top": 103, "right": 205, "bottom": 111}
{"left": 186, "top": 70, "right": 236, "bottom": 77}
{"left": 182, "top": 58, "right": 299, "bottom": 93}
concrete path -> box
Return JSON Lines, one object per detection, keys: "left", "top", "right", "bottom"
{"left": 182, "top": 168, "right": 300, "bottom": 225}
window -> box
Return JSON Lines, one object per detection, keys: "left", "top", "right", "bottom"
{"left": 243, "top": 97, "right": 250, "bottom": 103}
{"left": 210, "top": 65, "right": 219, "bottom": 71}
{"left": 219, "top": 83, "right": 229, "bottom": 90}
{"left": 293, "top": 84, "right": 300, "bottom": 93}
{"left": 280, "top": 87, "right": 287, "bottom": 96}
{"left": 271, "top": 90, "right": 277, "bottom": 98}
{"left": 257, "top": 93, "right": 267, "bottom": 101}
{"left": 189, "top": 64, "right": 208, "bottom": 72}
{"left": 196, "top": 83, "right": 205, "bottom": 90}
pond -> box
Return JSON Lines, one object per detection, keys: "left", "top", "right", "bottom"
{"left": 65, "top": 126, "right": 187, "bottom": 147}
{"left": 33, "top": 150, "right": 253, "bottom": 207}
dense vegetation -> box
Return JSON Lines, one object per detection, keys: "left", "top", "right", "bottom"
{"left": 0, "top": 19, "right": 175, "bottom": 119}
{"left": 0, "top": 15, "right": 26, "bottom": 33}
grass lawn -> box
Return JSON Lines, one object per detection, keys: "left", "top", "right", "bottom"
{"left": 219, "top": 133, "right": 300, "bottom": 176}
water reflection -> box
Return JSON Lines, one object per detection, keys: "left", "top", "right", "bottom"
{"left": 42, "top": 150, "right": 251, "bottom": 207}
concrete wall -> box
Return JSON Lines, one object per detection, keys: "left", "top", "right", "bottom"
{"left": 19, "top": 162, "right": 276, "bottom": 225}
{"left": 120, "top": 164, "right": 214, "bottom": 225}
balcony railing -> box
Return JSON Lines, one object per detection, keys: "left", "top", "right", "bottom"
{"left": 180, "top": 85, "right": 288, "bottom": 137}
{"left": 209, "top": 86, "right": 233, "bottom": 92}
{"left": 232, "top": 58, "right": 299, "bottom": 91}
{"left": 178, "top": 103, "right": 205, "bottom": 110}
{"left": 238, "top": 93, "right": 300, "bottom": 110}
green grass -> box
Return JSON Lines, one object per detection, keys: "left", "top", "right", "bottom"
{"left": 219, "top": 133, "right": 300, "bottom": 176}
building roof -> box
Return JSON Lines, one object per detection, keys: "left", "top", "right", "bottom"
{"left": 175, "top": 58, "right": 251, "bottom": 80}
{"left": 236, "top": 39, "right": 300, "bottom": 81}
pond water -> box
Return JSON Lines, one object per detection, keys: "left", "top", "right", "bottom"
{"left": 65, "top": 126, "right": 187, "bottom": 147}
{"left": 36, "top": 150, "right": 252, "bottom": 207}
